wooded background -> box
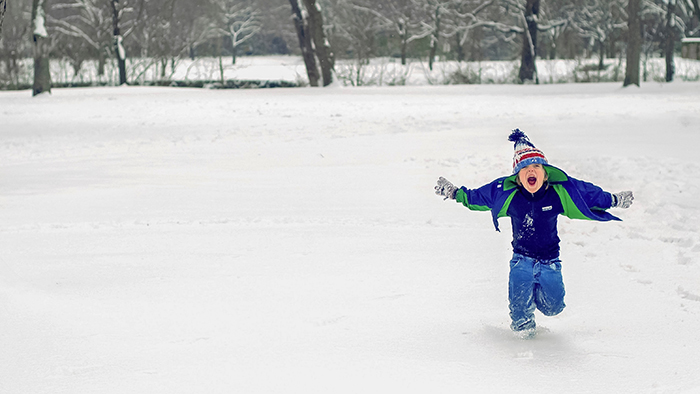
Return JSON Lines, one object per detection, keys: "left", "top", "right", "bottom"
{"left": 1, "top": 0, "right": 699, "bottom": 93}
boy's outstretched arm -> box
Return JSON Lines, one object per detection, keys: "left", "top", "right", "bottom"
{"left": 435, "top": 177, "right": 497, "bottom": 212}
{"left": 611, "top": 191, "right": 634, "bottom": 209}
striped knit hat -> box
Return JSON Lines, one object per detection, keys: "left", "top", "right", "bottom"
{"left": 509, "top": 129, "right": 548, "bottom": 174}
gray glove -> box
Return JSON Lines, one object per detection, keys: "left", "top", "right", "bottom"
{"left": 611, "top": 191, "right": 634, "bottom": 209}
{"left": 435, "top": 177, "right": 458, "bottom": 200}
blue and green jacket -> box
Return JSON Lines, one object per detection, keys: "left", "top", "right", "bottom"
{"left": 455, "top": 165, "right": 620, "bottom": 259}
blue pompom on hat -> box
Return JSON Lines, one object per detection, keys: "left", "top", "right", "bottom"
{"left": 509, "top": 129, "right": 548, "bottom": 174}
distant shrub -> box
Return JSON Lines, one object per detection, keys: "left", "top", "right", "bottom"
{"left": 445, "top": 64, "right": 481, "bottom": 85}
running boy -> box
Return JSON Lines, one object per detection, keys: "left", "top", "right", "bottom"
{"left": 434, "top": 129, "right": 633, "bottom": 337}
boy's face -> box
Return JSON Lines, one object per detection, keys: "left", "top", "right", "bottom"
{"left": 518, "top": 163, "right": 546, "bottom": 194}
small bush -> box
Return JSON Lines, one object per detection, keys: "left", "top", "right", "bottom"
{"left": 445, "top": 64, "right": 481, "bottom": 85}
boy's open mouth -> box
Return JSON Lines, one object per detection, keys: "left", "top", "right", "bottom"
{"left": 527, "top": 176, "right": 537, "bottom": 186}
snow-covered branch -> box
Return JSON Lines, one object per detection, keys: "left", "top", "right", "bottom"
{"left": 33, "top": 0, "right": 48, "bottom": 37}
{"left": 48, "top": 16, "right": 101, "bottom": 48}
{"left": 209, "top": 1, "right": 262, "bottom": 63}
{"left": 537, "top": 18, "right": 567, "bottom": 32}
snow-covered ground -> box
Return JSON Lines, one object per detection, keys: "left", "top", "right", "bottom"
{"left": 1, "top": 81, "right": 700, "bottom": 393}
{"left": 29, "top": 54, "right": 700, "bottom": 87}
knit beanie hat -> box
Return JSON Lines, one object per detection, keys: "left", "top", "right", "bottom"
{"left": 509, "top": 128, "right": 548, "bottom": 174}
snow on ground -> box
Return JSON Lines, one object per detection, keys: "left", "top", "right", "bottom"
{"left": 40, "top": 55, "right": 700, "bottom": 87}
{"left": 1, "top": 81, "right": 700, "bottom": 393}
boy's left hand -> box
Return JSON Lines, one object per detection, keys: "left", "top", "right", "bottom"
{"left": 435, "top": 177, "right": 457, "bottom": 200}
{"left": 612, "top": 191, "right": 634, "bottom": 209}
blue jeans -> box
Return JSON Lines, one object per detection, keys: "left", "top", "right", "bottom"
{"left": 508, "top": 253, "right": 566, "bottom": 331}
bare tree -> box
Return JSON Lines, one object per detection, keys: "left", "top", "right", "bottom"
{"left": 50, "top": 0, "right": 114, "bottom": 76}
{"left": 303, "top": 0, "right": 333, "bottom": 86}
{"left": 518, "top": 0, "right": 539, "bottom": 82}
{"left": 428, "top": 0, "right": 449, "bottom": 70}
{"left": 665, "top": 0, "right": 676, "bottom": 81}
{"left": 624, "top": 0, "right": 641, "bottom": 86}
{"left": 287, "top": 0, "right": 333, "bottom": 86}
{"left": 451, "top": 0, "right": 495, "bottom": 62}
{"left": 329, "top": 0, "right": 391, "bottom": 84}
{"left": 476, "top": 0, "right": 564, "bottom": 83}
{"left": 110, "top": 0, "right": 127, "bottom": 84}
{"left": 519, "top": 0, "right": 566, "bottom": 82}
{"left": 409, "top": 0, "right": 451, "bottom": 71}
{"left": 32, "top": 0, "right": 51, "bottom": 95}
{"left": 643, "top": 0, "right": 691, "bottom": 83}
{"left": 369, "top": 0, "right": 494, "bottom": 68}
{"left": 0, "top": 0, "right": 30, "bottom": 88}
{"left": 108, "top": 0, "right": 142, "bottom": 84}
{"left": 185, "top": 16, "right": 216, "bottom": 59}
{"left": 536, "top": 0, "right": 569, "bottom": 60}
{"left": 568, "top": 0, "right": 626, "bottom": 70}
{"left": 288, "top": 0, "right": 319, "bottom": 85}
{"left": 349, "top": 0, "right": 428, "bottom": 65}
{"left": 212, "top": 0, "right": 261, "bottom": 64}
{"left": 124, "top": 0, "right": 213, "bottom": 83}
{"left": 385, "top": 0, "right": 426, "bottom": 65}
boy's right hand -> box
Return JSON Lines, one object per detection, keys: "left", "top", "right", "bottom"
{"left": 435, "top": 177, "right": 457, "bottom": 200}
{"left": 612, "top": 191, "right": 634, "bottom": 209}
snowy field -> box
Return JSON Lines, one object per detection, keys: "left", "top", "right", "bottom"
{"left": 1, "top": 81, "right": 700, "bottom": 393}
{"left": 13, "top": 54, "right": 700, "bottom": 87}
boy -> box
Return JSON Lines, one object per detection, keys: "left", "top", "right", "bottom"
{"left": 434, "top": 129, "right": 633, "bottom": 338}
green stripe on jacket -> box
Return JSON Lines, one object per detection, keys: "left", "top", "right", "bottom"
{"left": 497, "top": 190, "right": 518, "bottom": 218}
{"left": 455, "top": 189, "right": 490, "bottom": 211}
{"left": 551, "top": 184, "right": 591, "bottom": 221}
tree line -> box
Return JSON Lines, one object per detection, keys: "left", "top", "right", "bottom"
{"left": 0, "top": 0, "right": 698, "bottom": 95}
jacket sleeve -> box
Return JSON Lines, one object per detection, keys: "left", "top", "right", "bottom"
{"left": 454, "top": 179, "right": 503, "bottom": 212}
{"left": 568, "top": 177, "right": 613, "bottom": 211}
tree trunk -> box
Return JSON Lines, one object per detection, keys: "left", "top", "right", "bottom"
{"left": 399, "top": 21, "right": 407, "bottom": 66}
{"left": 548, "top": 36, "right": 556, "bottom": 60}
{"left": 0, "top": 0, "right": 7, "bottom": 36}
{"left": 455, "top": 35, "right": 465, "bottom": 63}
{"left": 72, "top": 58, "right": 83, "bottom": 80}
{"left": 111, "top": 0, "right": 127, "bottom": 85}
{"left": 624, "top": 0, "right": 641, "bottom": 87}
{"left": 519, "top": 0, "right": 539, "bottom": 83}
{"left": 31, "top": 0, "right": 51, "bottom": 96}
{"left": 218, "top": 36, "right": 225, "bottom": 84}
{"left": 160, "top": 58, "right": 167, "bottom": 79}
{"left": 665, "top": 0, "right": 676, "bottom": 82}
{"left": 98, "top": 50, "right": 107, "bottom": 76}
{"left": 219, "top": 54, "right": 224, "bottom": 84}
{"left": 401, "top": 37, "right": 407, "bottom": 65}
{"left": 288, "top": 0, "right": 319, "bottom": 86}
{"left": 428, "top": 6, "right": 441, "bottom": 71}
{"left": 33, "top": 56, "right": 51, "bottom": 95}
{"left": 303, "top": 0, "right": 333, "bottom": 86}
{"left": 428, "top": 37, "right": 437, "bottom": 71}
